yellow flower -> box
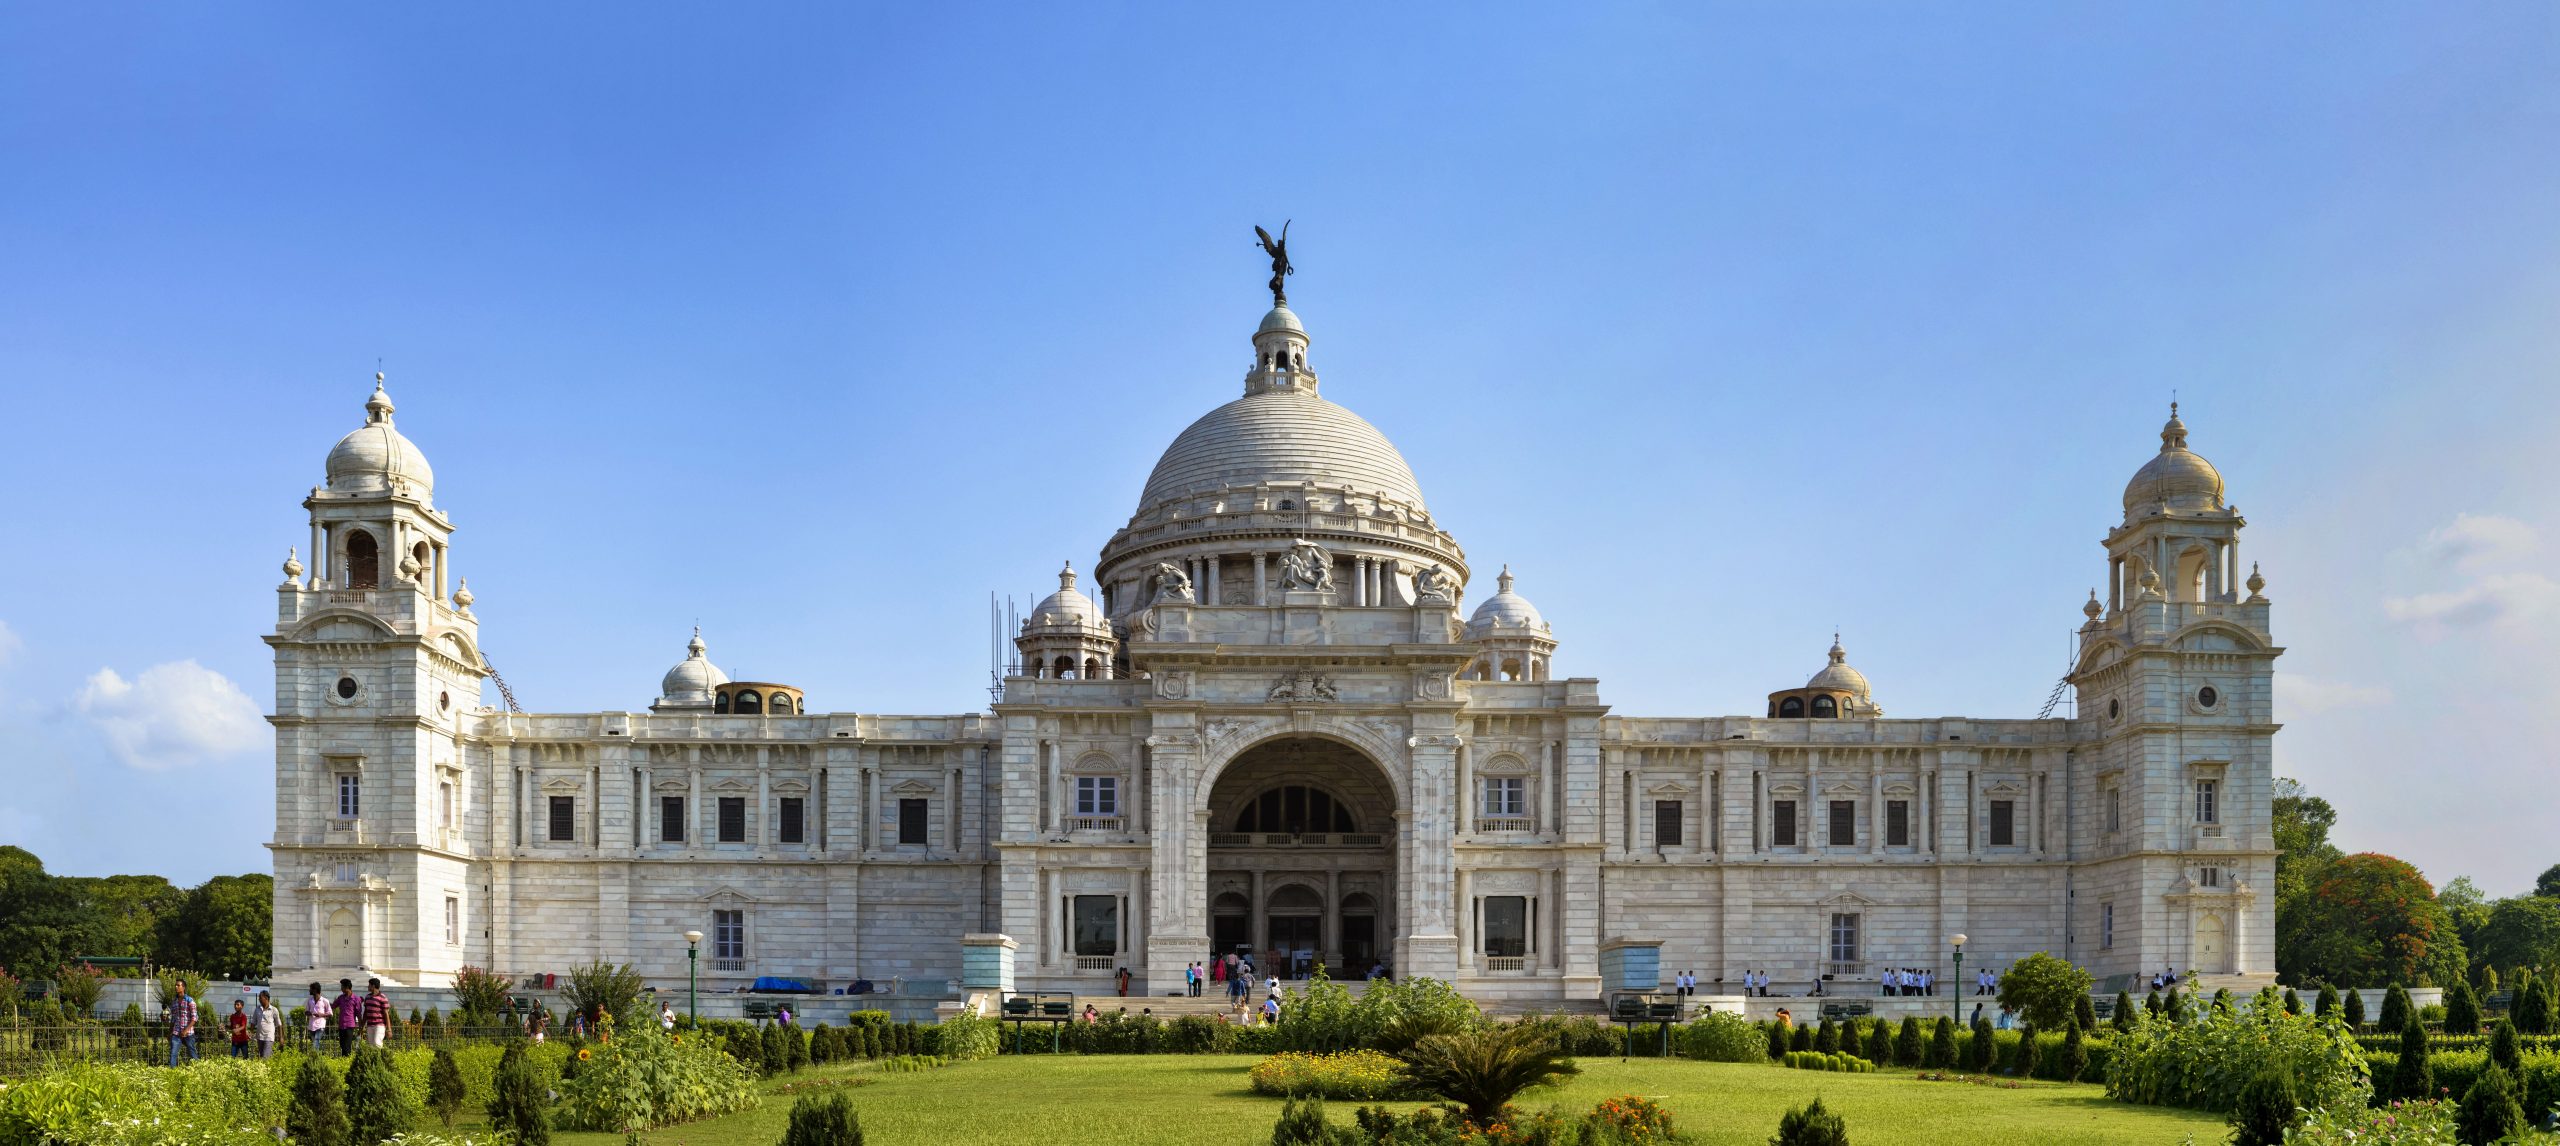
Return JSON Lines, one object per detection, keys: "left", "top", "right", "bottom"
{"left": 576, "top": 1048, "right": 592, "bottom": 1061}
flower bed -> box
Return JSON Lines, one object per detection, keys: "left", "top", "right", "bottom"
{"left": 1248, "top": 1050, "right": 1416, "bottom": 1101}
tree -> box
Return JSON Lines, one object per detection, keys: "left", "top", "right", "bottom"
{"left": 1862, "top": 1017, "right": 1892, "bottom": 1064}
{"left": 782, "top": 1091, "right": 865, "bottom": 1146}
{"left": 2379, "top": 983, "right": 2410, "bottom": 1032}
{"left": 1927, "top": 1017, "right": 1955, "bottom": 1070}
{"left": 449, "top": 965, "right": 513, "bottom": 1024}
{"left": 2535, "top": 865, "right": 2560, "bottom": 899}
{"left": 1397, "top": 1024, "right": 1580, "bottom": 1126}
{"left": 1773, "top": 1097, "right": 1849, "bottom": 1146}
{"left": 2272, "top": 778, "right": 2342, "bottom": 896}
{"left": 2514, "top": 969, "right": 2549, "bottom": 1036}
{"left": 2280, "top": 853, "right": 2464, "bottom": 989}
{"left": 54, "top": 963, "right": 103, "bottom": 1018}
{"left": 2282, "top": 988, "right": 2301, "bottom": 1015}
{"left": 562, "top": 960, "right": 644, "bottom": 1028}
{"left": 1996, "top": 952, "right": 2094, "bottom": 1031}
{"left": 156, "top": 874, "right": 272, "bottom": 978}
{"left": 428, "top": 1046, "right": 468, "bottom": 1128}
{"left": 2314, "top": 984, "right": 2339, "bottom": 1018}
{"left": 2343, "top": 984, "right": 2366, "bottom": 1029}
{"left": 2073, "top": 991, "right": 2097, "bottom": 1032}
{"left": 2228, "top": 1066, "right": 2301, "bottom": 1146}
{"left": 1967, "top": 1016, "right": 1996, "bottom": 1072}
{"left": 2458, "top": 1065, "right": 2525, "bottom": 1146}
{"left": 2112, "top": 990, "right": 2136, "bottom": 1034}
{"left": 286, "top": 1050, "right": 351, "bottom": 1146}
{"left": 2445, "top": 979, "right": 2482, "bottom": 1035}
{"left": 2012, "top": 1020, "right": 2039, "bottom": 1076}
{"left": 1765, "top": 1020, "right": 1787, "bottom": 1061}
{"left": 1895, "top": 1016, "right": 1923, "bottom": 1066}
{"left": 2491, "top": 1018, "right": 2523, "bottom": 1074}
{"left": 2389, "top": 1015, "right": 2433, "bottom": 1103}
{"left": 2059, "top": 1020, "right": 2089, "bottom": 1083}
{"left": 2474, "top": 897, "right": 2560, "bottom": 975}
{"left": 1814, "top": 1017, "right": 1838, "bottom": 1055}
{"left": 486, "top": 1041, "right": 551, "bottom": 1146}
{"left": 343, "top": 1045, "right": 414, "bottom": 1144}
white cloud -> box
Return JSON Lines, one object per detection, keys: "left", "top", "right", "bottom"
{"left": 2384, "top": 571, "right": 2560, "bottom": 630}
{"left": 2419, "top": 513, "right": 2538, "bottom": 570}
{"left": 75, "top": 660, "right": 266, "bottom": 771}
{"left": 2274, "top": 673, "right": 2393, "bottom": 715}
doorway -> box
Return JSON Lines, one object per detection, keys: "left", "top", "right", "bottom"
{"left": 1211, "top": 893, "right": 1251, "bottom": 961}
{"left": 327, "top": 908, "right": 359, "bottom": 965}
{"left": 1341, "top": 893, "right": 1378, "bottom": 971}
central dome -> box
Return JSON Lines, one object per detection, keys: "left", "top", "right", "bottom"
{"left": 1137, "top": 389, "right": 1427, "bottom": 514}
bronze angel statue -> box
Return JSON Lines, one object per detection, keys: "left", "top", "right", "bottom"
{"left": 1255, "top": 221, "right": 1293, "bottom": 306}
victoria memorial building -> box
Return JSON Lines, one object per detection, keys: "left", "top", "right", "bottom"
{"left": 267, "top": 279, "right": 2281, "bottom": 1006}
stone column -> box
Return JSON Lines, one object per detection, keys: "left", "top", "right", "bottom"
{"left": 1253, "top": 552, "right": 1268, "bottom": 606}
{"left": 1324, "top": 869, "right": 1340, "bottom": 969}
{"left": 1870, "top": 768, "right": 1883, "bottom": 855}
{"left": 1403, "top": 733, "right": 1460, "bottom": 979}
{"left": 1455, "top": 741, "right": 1472, "bottom": 836}
{"left": 1144, "top": 733, "right": 1206, "bottom": 989}
{"left": 1455, "top": 867, "right": 1473, "bottom": 971}
{"left": 1039, "top": 741, "right": 1054, "bottom": 832}
{"left": 756, "top": 746, "right": 771, "bottom": 848}
{"left": 636, "top": 765, "right": 652, "bottom": 853}
{"left": 1249, "top": 869, "right": 1266, "bottom": 958}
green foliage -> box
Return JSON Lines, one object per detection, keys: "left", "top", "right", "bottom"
{"left": 561, "top": 960, "right": 643, "bottom": 1028}
{"left": 154, "top": 968, "right": 212, "bottom": 1017}
{"left": 555, "top": 1015, "right": 759, "bottom": 1133}
{"left": 1766, "top": 1020, "right": 1788, "bottom": 1062}
{"left": 427, "top": 1046, "right": 468, "bottom": 1128}
{"left": 1677, "top": 1010, "right": 1766, "bottom": 1063}
{"left": 1996, "top": 952, "right": 2094, "bottom": 1031}
{"left": 1862, "top": 1017, "right": 1893, "bottom": 1065}
{"left": 1927, "top": 1016, "right": 1955, "bottom": 1069}
{"left": 485, "top": 1041, "right": 551, "bottom": 1146}
{"left": 1248, "top": 1050, "right": 1416, "bottom": 1101}
{"left": 2345, "top": 985, "right": 2367, "bottom": 1029}
{"left": 2315, "top": 984, "right": 2340, "bottom": 1018}
{"left": 2379, "top": 983, "right": 2410, "bottom": 1032}
{"left": 2387, "top": 1015, "right": 2433, "bottom": 1103}
{"left": 2011, "top": 1020, "right": 2039, "bottom": 1076}
{"left": 344, "top": 1044, "right": 417, "bottom": 1144}
{"left": 1773, "top": 1096, "right": 1850, "bottom": 1146}
{"left": 2458, "top": 1064, "right": 2526, "bottom": 1145}
{"left": 1269, "top": 1097, "right": 1344, "bottom": 1146}
{"left": 2113, "top": 991, "right": 2137, "bottom": 1034}
{"left": 1966, "top": 1017, "right": 1996, "bottom": 1072}
{"left": 290, "top": 1051, "right": 354, "bottom": 1146}
{"left": 2446, "top": 979, "right": 2483, "bottom": 1035}
{"left": 781, "top": 1090, "right": 866, "bottom": 1146}
{"left": 2074, "top": 992, "right": 2097, "bottom": 1033}
{"left": 2284, "top": 853, "right": 2467, "bottom": 992}
{"left": 1895, "top": 1016, "right": 1923, "bottom": 1066}
{"left": 447, "top": 965, "right": 513, "bottom": 1025}
{"left": 935, "top": 1012, "right": 1002, "bottom": 1060}
{"left": 2491, "top": 1017, "right": 2523, "bottom": 1074}
{"left": 0, "top": 849, "right": 272, "bottom": 982}
{"left": 790, "top": 1026, "right": 811, "bottom": 1071}
{"left": 1780, "top": 1050, "right": 1876, "bottom": 1072}
{"left": 1813, "top": 1017, "right": 1838, "bottom": 1055}
{"left": 2478, "top": 897, "right": 2560, "bottom": 980}
{"left": 2104, "top": 1000, "right": 2370, "bottom": 1115}
{"left": 159, "top": 873, "right": 275, "bottom": 980}
{"left": 1789, "top": 1023, "right": 1813, "bottom": 1053}
{"left": 2060, "top": 1021, "right": 2089, "bottom": 1083}
{"left": 1395, "top": 1023, "right": 1580, "bottom": 1126}
{"left": 54, "top": 961, "right": 104, "bottom": 1017}
{"left": 2226, "top": 1067, "right": 2300, "bottom": 1146}
{"left": 2282, "top": 988, "right": 2302, "bottom": 1016}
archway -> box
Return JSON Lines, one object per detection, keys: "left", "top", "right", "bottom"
{"left": 1203, "top": 735, "right": 1399, "bottom": 980}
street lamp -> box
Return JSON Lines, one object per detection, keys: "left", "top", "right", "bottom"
{"left": 683, "top": 930, "right": 704, "bottom": 1027}
{"left": 1949, "top": 933, "right": 1968, "bottom": 1029}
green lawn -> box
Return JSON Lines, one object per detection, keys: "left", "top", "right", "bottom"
{"left": 478, "top": 1055, "right": 2226, "bottom": 1145}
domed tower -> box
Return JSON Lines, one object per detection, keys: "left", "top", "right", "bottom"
{"left": 1462, "top": 566, "right": 1556, "bottom": 681}
{"left": 652, "top": 628, "right": 729, "bottom": 712}
{"left": 2107, "top": 403, "right": 2240, "bottom": 609}
{"left": 1765, "top": 635, "right": 1881, "bottom": 718}
{"left": 1092, "top": 300, "right": 1468, "bottom": 628}
{"left": 270, "top": 374, "right": 485, "bottom": 986}
{"left": 1015, "top": 562, "right": 1118, "bottom": 679}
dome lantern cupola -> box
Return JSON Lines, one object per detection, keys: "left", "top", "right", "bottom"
{"left": 1245, "top": 304, "right": 1317, "bottom": 397}
{"left": 2121, "top": 402, "right": 2225, "bottom": 519}
{"left": 1463, "top": 565, "right": 1556, "bottom": 681}
{"left": 653, "top": 627, "right": 729, "bottom": 711}
{"left": 325, "top": 374, "right": 436, "bottom": 500}
{"left": 1015, "top": 561, "right": 1120, "bottom": 681}
{"left": 1768, "top": 633, "right": 1881, "bottom": 718}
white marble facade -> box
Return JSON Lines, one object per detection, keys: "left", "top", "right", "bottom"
{"left": 269, "top": 305, "right": 2279, "bottom": 1005}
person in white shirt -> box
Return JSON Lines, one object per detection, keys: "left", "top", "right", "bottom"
{"left": 660, "top": 1002, "right": 676, "bottom": 1031}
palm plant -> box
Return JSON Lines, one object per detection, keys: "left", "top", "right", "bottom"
{"left": 1397, "top": 1022, "right": 1580, "bottom": 1126}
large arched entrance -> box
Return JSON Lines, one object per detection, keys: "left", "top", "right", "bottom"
{"left": 1203, "top": 736, "right": 1397, "bottom": 980}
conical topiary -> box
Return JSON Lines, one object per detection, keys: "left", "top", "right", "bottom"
{"left": 428, "top": 1045, "right": 468, "bottom": 1128}
{"left": 343, "top": 1045, "right": 415, "bottom": 1145}
{"left": 2458, "top": 1064, "right": 2526, "bottom": 1146}
{"left": 2446, "top": 979, "right": 2482, "bottom": 1035}
{"left": 2146, "top": 989, "right": 2165, "bottom": 1018}
{"left": 2491, "top": 1017, "right": 2523, "bottom": 1074}
{"left": 2011, "top": 1020, "right": 2039, "bottom": 1077}
{"left": 486, "top": 1040, "right": 551, "bottom": 1146}
{"left": 2379, "top": 984, "right": 2410, "bottom": 1033}
{"left": 2390, "top": 1014, "right": 2433, "bottom": 1103}
{"left": 762, "top": 1023, "right": 789, "bottom": 1076}
{"left": 781, "top": 1090, "right": 866, "bottom": 1146}
{"left": 2343, "top": 985, "right": 2366, "bottom": 1029}
{"left": 2282, "top": 988, "right": 2301, "bottom": 1016}
{"left": 1773, "top": 1096, "right": 1849, "bottom": 1146}
{"left": 1766, "top": 1020, "right": 1788, "bottom": 1061}
{"left": 1967, "top": 1016, "right": 1996, "bottom": 1072}
{"left": 1928, "top": 1016, "right": 1956, "bottom": 1070}
{"left": 2114, "top": 990, "right": 2136, "bottom": 1033}
{"left": 2227, "top": 1066, "right": 2301, "bottom": 1146}
{"left": 1864, "top": 1017, "right": 1892, "bottom": 1065}
{"left": 2315, "top": 984, "right": 2340, "bottom": 1018}
{"left": 2074, "top": 992, "right": 2096, "bottom": 1033}
{"left": 1789, "top": 1023, "right": 1813, "bottom": 1053}
{"left": 1895, "top": 1016, "right": 1923, "bottom": 1066}
{"left": 285, "top": 1051, "right": 351, "bottom": 1146}
{"left": 1814, "top": 1017, "right": 1839, "bottom": 1055}
{"left": 2060, "top": 1020, "right": 2089, "bottom": 1083}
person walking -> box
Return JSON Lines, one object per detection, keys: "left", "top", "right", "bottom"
{"left": 253, "top": 991, "right": 281, "bottom": 1059}
{"left": 227, "top": 999, "right": 250, "bottom": 1058}
{"left": 334, "top": 979, "right": 361, "bottom": 1055}
{"left": 1116, "top": 966, "right": 1131, "bottom": 998}
{"left": 304, "top": 983, "right": 331, "bottom": 1053}
{"left": 1266, "top": 974, "right": 1281, "bottom": 1001}
{"left": 362, "top": 978, "right": 392, "bottom": 1048}
{"left": 166, "top": 979, "right": 198, "bottom": 1067}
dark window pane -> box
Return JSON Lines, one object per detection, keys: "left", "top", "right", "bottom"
{"left": 712, "top": 909, "right": 744, "bottom": 959}
{"left": 548, "top": 796, "right": 574, "bottom": 842}
{"left": 1886, "top": 800, "right": 1909, "bottom": 847}
{"left": 1072, "top": 895, "right": 1118, "bottom": 956}
{"left": 1773, "top": 801, "right": 1797, "bottom": 846}
{"left": 778, "top": 797, "right": 804, "bottom": 844}
{"left": 1483, "top": 896, "right": 1527, "bottom": 958}
{"left": 1990, "top": 800, "right": 2015, "bottom": 847}
{"left": 718, "top": 797, "right": 746, "bottom": 842}
{"left": 662, "top": 796, "right": 685, "bottom": 842}
{"left": 1830, "top": 800, "right": 1855, "bottom": 846}
{"left": 1655, "top": 800, "right": 1682, "bottom": 847}
{"left": 899, "top": 798, "right": 928, "bottom": 845}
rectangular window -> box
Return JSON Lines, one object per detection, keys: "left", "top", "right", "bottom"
{"left": 1886, "top": 800, "right": 1910, "bottom": 846}
{"left": 1071, "top": 895, "right": 1118, "bottom": 956}
{"left": 661, "top": 796, "right": 686, "bottom": 842}
{"left": 438, "top": 782, "right": 453, "bottom": 830}
{"left": 1773, "top": 800, "right": 1797, "bottom": 846}
{"left": 1076, "top": 776, "right": 1118, "bottom": 817}
{"left": 778, "top": 797, "right": 805, "bottom": 844}
{"left": 444, "top": 896, "right": 459, "bottom": 946}
{"left": 2194, "top": 779, "right": 2219, "bottom": 824}
{"left": 2101, "top": 902, "right": 2115, "bottom": 949}
{"left": 1989, "top": 799, "right": 2015, "bottom": 846}
{"left": 1829, "top": 800, "right": 1855, "bottom": 846}
{"left": 1654, "top": 800, "right": 1682, "bottom": 848}
{"left": 2106, "top": 787, "right": 2121, "bottom": 833}
{"left": 712, "top": 909, "right": 744, "bottom": 960}
{"left": 718, "top": 797, "right": 746, "bottom": 842}
{"left": 547, "top": 796, "right": 574, "bottom": 842}
{"left": 1828, "top": 912, "right": 1861, "bottom": 964}
{"left": 336, "top": 774, "right": 361, "bottom": 819}
{"left": 1482, "top": 896, "right": 1528, "bottom": 958}
{"left": 333, "top": 861, "right": 358, "bottom": 883}
{"left": 899, "top": 798, "right": 929, "bottom": 845}
{"left": 2198, "top": 866, "right": 2220, "bottom": 888}
{"left": 1481, "top": 777, "right": 1525, "bottom": 818}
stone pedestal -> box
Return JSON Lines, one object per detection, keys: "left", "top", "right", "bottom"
{"left": 1281, "top": 590, "right": 1335, "bottom": 643}
{"left": 1404, "top": 933, "right": 1459, "bottom": 981}
{"left": 1599, "top": 937, "right": 1663, "bottom": 995}
{"left": 960, "top": 933, "right": 1018, "bottom": 995}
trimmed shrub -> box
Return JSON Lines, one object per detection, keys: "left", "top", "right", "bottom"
{"left": 1766, "top": 1020, "right": 1788, "bottom": 1061}
{"left": 2446, "top": 980, "right": 2482, "bottom": 1036}
{"left": 1774, "top": 1096, "right": 1850, "bottom": 1146}
{"left": 761, "top": 1024, "right": 789, "bottom": 1076}
{"left": 1895, "top": 1016, "right": 1923, "bottom": 1066}
{"left": 2059, "top": 1020, "right": 2089, "bottom": 1083}
{"left": 2492, "top": 1017, "right": 2523, "bottom": 1074}
{"left": 1789, "top": 1023, "right": 1813, "bottom": 1053}
{"left": 2388, "top": 1015, "right": 2433, "bottom": 1103}
{"left": 936, "top": 1013, "right": 1002, "bottom": 1061}
{"left": 2226, "top": 1066, "right": 2300, "bottom": 1146}
{"left": 1966, "top": 1017, "right": 1996, "bottom": 1072}
{"left": 288, "top": 1052, "right": 353, "bottom": 1146}
{"left": 427, "top": 1046, "right": 468, "bottom": 1128}
{"left": 1813, "top": 1017, "right": 1839, "bottom": 1055}
{"left": 343, "top": 1044, "right": 415, "bottom": 1145}
{"left": 486, "top": 1040, "right": 552, "bottom": 1146}
{"left": 781, "top": 1090, "right": 866, "bottom": 1146}
{"left": 1780, "top": 1050, "right": 1876, "bottom": 1072}
{"left": 2114, "top": 990, "right": 2137, "bottom": 1034}
{"left": 1862, "top": 1017, "right": 1893, "bottom": 1065}
{"left": 2344, "top": 984, "right": 2366, "bottom": 1030}
{"left": 1677, "top": 1010, "right": 1766, "bottom": 1063}
{"left": 2315, "top": 984, "right": 2340, "bottom": 1018}
{"left": 2457, "top": 1064, "right": 2525, "bottom": 1145}
{"left": 1927, "top": 1016, "right": 1955, "bottom": 1069}
{"left": 2074, "top": 992, "right": 2097, "bottom": 1033}
{"left": 1270, "top": 1097, "right": 1341, "bottom": 1146}
{"left": 2379, "top": 984, "right": 2410, "bottom": 1033}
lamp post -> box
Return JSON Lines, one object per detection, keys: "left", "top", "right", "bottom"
{"left": 683, "top": 930, "right": 704, "bottom": 1027}
{"left": 1949, "top": 933, "right": 1968, "bottom": 1029}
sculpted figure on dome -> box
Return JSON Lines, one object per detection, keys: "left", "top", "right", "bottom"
{"left": 1148, "top": 562, "right": 1195, "bottom": 605}
{"left": 1279, "top": 539, "right": 1334, "bottom": 592}
{"left": 1412, "top": 564, "right": 1457, "bottom": 605}
{"left": 1254, "top": 221, "right": 1293, "bottom": 307}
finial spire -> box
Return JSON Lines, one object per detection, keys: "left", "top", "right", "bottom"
{"left": 1497, "top": 564, "right": 1514, "bottom": 594}
{"left": 366, "top": 371, "right": 395, "bottom": 425}
{"left": 1059, "top": 560, "right": 1078, "bottom": 591}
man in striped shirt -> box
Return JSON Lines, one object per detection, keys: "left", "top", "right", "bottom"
{"left": 362, "top": 978, "right": 392, "bottom": 1047}
{"left": 166, "top": 979, "right": 198, "bottom": 1066}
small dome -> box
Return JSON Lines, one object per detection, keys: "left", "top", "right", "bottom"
{"left": 2122, "top": 404, "right": 2223, "bottom": 516}
{"left": 658, "top": 629, "right": 729, "bottom": 708}
{"left": 1465, "top": 566, "right": 1548, "bottom": 636}
{"left": 1256, "top": 305, "right": 1306, "bottom": 336}
{"left": 1806, "top": 635, "right": 1872, "bottom": 698}
{"left": 325, "top": 379, "right": 435, "bottom": 497}
{"left": 1029, "top": 562, "right": 1102, "bottom": 627}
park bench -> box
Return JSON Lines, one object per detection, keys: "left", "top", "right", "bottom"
{"left": 1819, "top": 1001, "right": 1874, "bottom": 1021}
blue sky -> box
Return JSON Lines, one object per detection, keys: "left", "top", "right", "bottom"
{"left": 2, "top": 4, "right": 2556, "bottom": 892}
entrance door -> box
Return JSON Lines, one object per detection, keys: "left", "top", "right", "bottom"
{"left": 1268, "top": 915, "right": 1321, "bottom": 979}
{"left": 327, "top": 909, "right": 359, "bottom": 966}
{"left": 2194, "top": 914, "right": 2228, "bottom": 974}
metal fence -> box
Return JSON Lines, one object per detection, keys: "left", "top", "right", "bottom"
{"left": 0, "top": 1020, "right": 541, "bottom": 1077}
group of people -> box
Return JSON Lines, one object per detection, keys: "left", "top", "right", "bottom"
{"left": 162, "top": 980, "right": 285, "bottom": 1065}
{"left": 295, "top": 977, "right": 397, "bottom": 1057}
{"left": 1881, "top": 967, "right": 1939, "bottom": 996}
{"left": 2148, "top": 967, "right": 2184, "bottom": 991}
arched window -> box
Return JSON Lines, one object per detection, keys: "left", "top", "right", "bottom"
{"left": 1084, "top": 658, "right": 1104, "bottom": 679}
{"left": 344, "top": 530, "right": 380, "bottom": 589}
{"left": 1811, "top": 696, "right": 1838, "bottom": 718}
{"left": 1053, "top": 656, "right": 1076, "bottom": 679}
{"left": 1232, "top": 785, "right": 1357, "bottom": 834}
{"left": 734, "top": 689, "right": 762, "bottom": 715}
{"left": 714, "top": 692, "right": 731, "bottom": 714}
{"left": 412, "top": 541, "right": 431, "bottom": 576}
{"left": 769, "top": 693, "right": 796, "bottom": 715}
{"left": 1778, "top": 696, "right": 1805, "bottom": 718}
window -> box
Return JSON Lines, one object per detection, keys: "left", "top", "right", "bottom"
{"left": 2101, "top": 902, "right": 2115, "bottom": 949}
{"left": 1989, "top": 800, "right": 2015, "bottom": 846}
{"left": 335, "top": 675, "right": 359, "bottom": 700}
{"left": 1233, "top": 785, "right": 1358, "bottom": 833}
{"left": 1778, "top": 697, "right": 1805, "bottom": 718}
{"left": 661, "top": 796, "right": 685, "bottom": 842}
{"left": 1482, "top": 896, "right": 1527, "bottom": 958}
{"left": 770, "top": 693, "right": 796, "bottom": 715}
{"left": 437, "top": 782, "right": 454, "bottom": 831}
{"left": 2196, "top": 685, "right": 2218, "bottom": 708}
{"left": 2194, "top": 779, "right": 2219, "bottom": 824}
{"left": 336, "top": 773, "right": 361, "bottom": 819}
{"left": 1811, "top": 696, "right": 1837, "bottom": 718}
{"left": 547, "top": 796, "right": 574, "bottom": 842}
{"left": 898, "top": 798, "right": 928, "bottom": 845}
{"left": 712, "top": 909, "right": 744, "bottom": 959}
{"left": 1654, "top": 800, "right": 1682, "bottom": 848}
{"left": 2198, "top": 866, "right": 2221, "bottom": 888}
{"left": 1076, "top": 776, "right": 1118, "bottom": 817}
{"left": 1886, "top": 800, "right": 1910, "bottom": 846}
{"left": 734, "top": 689, "right": 763, "bottom": 715}
{"left": 344, "top": 530, "right": 379, "bottom": 588}
{"left": 778, "top": 797, "right": 804, "bottom": 844}
{"left": 1773, "top": 800, "right": 1798, "bottom": 846}
{"left": 1481, "top": 777, "right": 1525, "bottom": 818}
{"left": 1828, "top": 912, "right": 1861, "bottom": 964}
{"left": 1072, "top": 895, "right": 1118, "bottom": 956}
{"left": 2106, "top": 787, "right": 2121, "bottom": 833}
{"left": 333, "top": 860, "right": 358, "bottom": 883}
{"left": 1829, "top": 800, "right": 1855, "bottom": 846}
{"left": 444, "top": 896, "right": 459, "bottom": 946}
{"left": 717, "top": 797, "right": 746, "bottom": 842}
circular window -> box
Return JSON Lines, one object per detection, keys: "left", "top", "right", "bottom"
{"left": 437, "top": 691, "right": 451, "bottom": 713}
{"left": 2107, "top": 698, "right": 2121, "bottom": 720}
{"left": 336, "top": 676, "right": 360, "bottom": 700}
{"left": 2197, "top": 686, "right": 2219, "bottom": 709}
